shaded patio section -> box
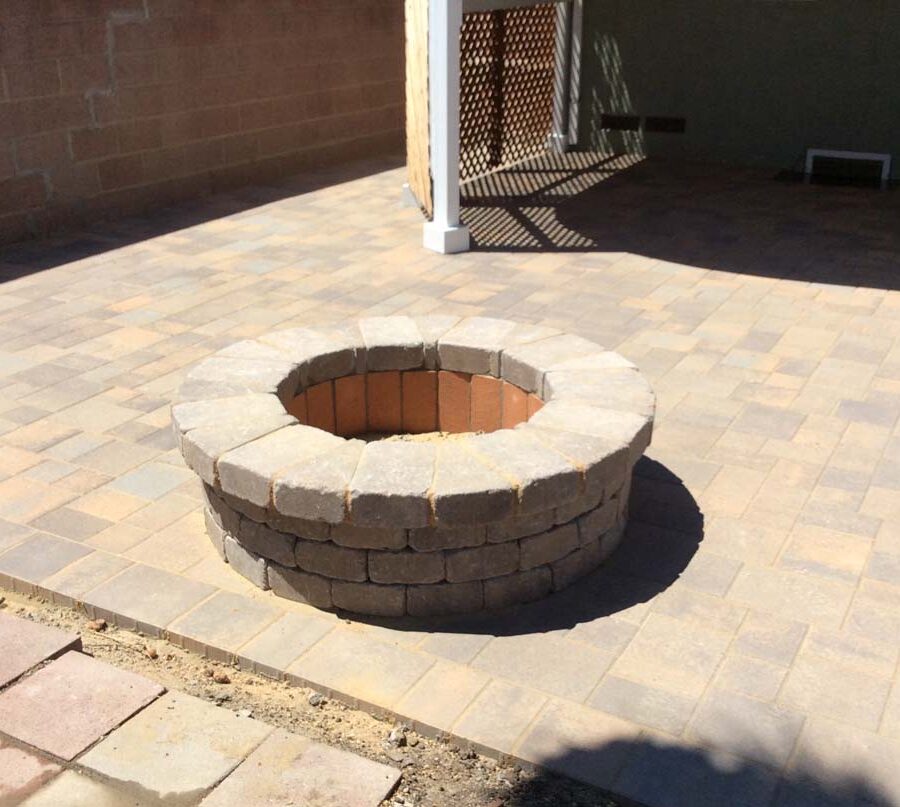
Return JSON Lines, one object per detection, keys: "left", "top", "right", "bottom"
{"left": 462, "top": 151, "right": 900, "bottom": 290}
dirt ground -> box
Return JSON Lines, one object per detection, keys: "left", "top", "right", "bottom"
{"left": 0, "top": 587, "right": 618, "bottom": 807}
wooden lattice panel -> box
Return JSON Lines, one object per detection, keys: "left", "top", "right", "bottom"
{"left": 459, "top": 4, "right": 557, "bottom": 181}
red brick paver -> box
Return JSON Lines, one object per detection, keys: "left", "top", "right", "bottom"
{"left": 0, "top": 651, "right": 163, "bottom": 760}
{"left": 0, "top": 611, "right": 80, "bottom": 688}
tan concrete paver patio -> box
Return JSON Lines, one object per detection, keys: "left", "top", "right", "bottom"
{"left": 1, "top": 154, "right": 900, "bottom": 806}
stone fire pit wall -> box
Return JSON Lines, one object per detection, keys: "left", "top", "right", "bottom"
{"left": 172, "top": 317, "right": 655, "bottom": 618}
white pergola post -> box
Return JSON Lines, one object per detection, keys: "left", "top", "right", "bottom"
{"left": 423, "top": 0, "right": 471, "bottom": 254}
{"left": 549, "top": 0, "right": 582, "bottom": 152}
{"left": 549, "top": 0, "right": 573, "bottom": 153}
{"left": 567, "top": 0, "right": 583, "bottom": 147}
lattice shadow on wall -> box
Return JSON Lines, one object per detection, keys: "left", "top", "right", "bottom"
{"left": 459, "top": 5, "right": 558, "bottom": 182}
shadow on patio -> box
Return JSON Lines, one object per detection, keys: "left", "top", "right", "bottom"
{"left": 461, "top": 151, "right": 900, "bottom": 291}
{"left": 498, "top": 729, "right": 897, "bottom": 807}
{"left": 0, "top": 154, "right": 404, "bottom": 282}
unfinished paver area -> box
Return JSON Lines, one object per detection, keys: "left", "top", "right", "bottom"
{"left": 1, "top": 155, "right": 900, "bottom": 807}
{"left": 173, "top": 317, "right": 653, "bottom": 616}
{"left": 0, "top": 610, "right": 400, "bottom": 805}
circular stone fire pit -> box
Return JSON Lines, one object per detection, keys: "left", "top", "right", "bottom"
{"left": 172, "top": 317, "right": 655, "bottom": 617}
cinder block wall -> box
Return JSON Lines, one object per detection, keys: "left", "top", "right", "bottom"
{"left": 0, "top": 0, "right": 404, "bottom": 245}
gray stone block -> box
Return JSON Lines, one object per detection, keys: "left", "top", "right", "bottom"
{"left": 182, "top": 414, "right": 294, "bottom": 486}
{"left": 614, "top": 476, "right": 632, "bottom": 520}
{"left": 237, "top": 519, "right": 296, "bottom": 567}
{"left": 407, "top": 581, "right": 483, "bottom": 616}
{"left": 504, "top": 321, "right": 563, "bottom": 347}
{"left": 544, "top": 368, "right": 656, "bottom": 419}
{"left": 524, "top": 425, "right": 629, "bottom": 501}
{"left": 520, "top": 523, "right": 579, "bottom": 569}
{"left": 176, "top": 378, "right": 274, "bottom": 404}
{"left": 431, "top": 442, "right": 516, "bottom": 526}
{"left": 267, "top": 563, "right": 332, "bottom": 609}
{"left": 446, "top": 543, "right": 519, "bottom": 582}
{"left": 550, "top": 541, "right": 604, "bottom": 591}
{"left": 331, "top": 581, "right": 406, "bottom": 617}
{"left": 437, "top": 317, "right": 518, "bottom": 375}
{"left": 171, "top": 393, "right": 284, "bottom": 443}
{"left": 273, "top": 440, "right": 364, "bottom": 523}
{"left": 259, "top": 327, "right": 359, "bottom": 385}
{"left": 223, "top": 492, "right": 267, "bottom": 523}
{"left": 224, "top": 535, "right": 268, "bottom": 590}
{"left": 369, "top": 549, "right": 444, "bottom": 585}
{"left": 330, "top": 523, "right": 408, "bottom": 550}
{"left": 322, "top": 322, "right": 369, "bottom": 374}
{"left": 203, "top": 509, "right": 227, "bottom": 561}
{"left": 600, "top": 522, "right": 626, "bottom": 557}
{"left": 554, "top": 489, "right": 603, "bottom": 525}
{"left": 349, "top": 441, "right": 435, "bottom": 528}
{"left": 294, "top": 539, "right": 367, "bottom": 582}
{"left": 413, "top": 315, "right": 461, "bottom": 369}
{"left": 485, "top": 510, "right": 555, "bottom": 543}
{"left": 500, "top": 333, "right": 603, "bottom": 393}
{"left": 184, "top": 357, "right": 299, "bottom": 403}
{"left": 201, "top": 484, "right": 241, "bottom": 535}
{"left": 409, "top": 524, "right": 486, "bottom": 551}
{"left": 545, "top": 351, "right": 636, "bottom": 373}
{"left": 217, "top": 425, "right": 343, "bottom": 508}
{"left": 527, "top": 401, "right": 653, "bottom": 464}
{"left": 215, "top": 339, "right": 300, "bottom": 364}
{"left": 577, "top": 499, "right": 619, "bottom": 545}
{"left": 484, "top": 567, "right": 552, "bottom": 610}
{"left": 465, "top": 430, "right": 581, "bottom": 514}
{"left": 266, "top": 512, "right": 330, "bottom": 542}
{"left": 359, "top": 316, "right": 424, "bottom": 371}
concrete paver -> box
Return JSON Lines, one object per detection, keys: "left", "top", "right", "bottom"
{"left": 0, "top": 739, "right": 60, "bottom": 807}
{"left": 168, "top": 591, "right": 283, "bottom": 662}
{"left": 515, "top": 699, "right": 641, "bottom": 791}
{"left": 0, "top": 154, "right": 899, "bottom": 805}
{"left": 0, "top": 651, "right": 164, "bottom": 760}
{"left": 0, "top": 610, "right": 80, "bottom": 687}
{"left": 200, "top": 728, "right": 400, "bottom": 807}
{"left": 287, "top": 630, "right": 435, "bottom": 710}
{"left": 236, "top": 611, "right": 336, "bottom": 678}
{"left": 83, "top": 563, "right": 216, "bottom": 636}
{"left": 79, "top": 691, "right": 272, "bottom": 802}
{"left": 19, "top": 770, "right": 152, "bottom": 807}
{"left": 0, "top": 533, "right": 91, "bottom": 587}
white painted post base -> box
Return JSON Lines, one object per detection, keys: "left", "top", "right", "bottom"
{"left": 423, "top": 221, "right": 471, "bottom": 254}
{"left": 425, "top": 0, "right": 469, "bottom": 254}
